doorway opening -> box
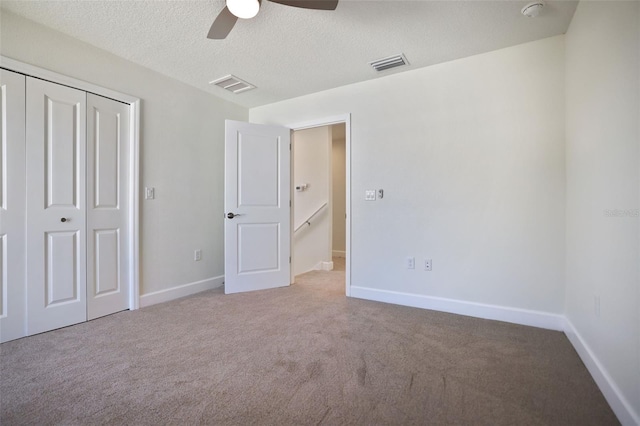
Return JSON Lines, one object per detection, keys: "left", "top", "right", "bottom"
{"left": 290, "top": 116, "right": 350, "bottom": 295}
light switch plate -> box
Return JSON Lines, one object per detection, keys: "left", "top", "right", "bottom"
{"left": 365, "top": 190, "right": 376, "bottom": 201}
{"left": 145, "top": 187, "right": 155, "bottom": 200}
{"left": 407, "top": 257, "right": 415, "bottom": 269}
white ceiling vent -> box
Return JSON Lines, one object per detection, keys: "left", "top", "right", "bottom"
{"left": 209, "top": 75, "right": 256, "bottom": 94}
{"left": 369, "top": 54, "right": 409, "bottom": 72}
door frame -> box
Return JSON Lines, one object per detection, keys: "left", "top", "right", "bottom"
{"left": 1, "top": 55, "right": 141, "bottom": 310}
{"left": 287, "top": 114, "right": 351, "bottom": 296}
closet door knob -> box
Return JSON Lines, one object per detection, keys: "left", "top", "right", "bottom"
{"left": 60, "top": 217, "right": 70, "bottom": 223}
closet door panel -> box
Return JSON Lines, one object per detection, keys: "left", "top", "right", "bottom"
{"left": 0, "top": 69, "right": 27, "bottom": 343}
{"left": 26, "top": 77, "right": 87, "bottom": 335}
{"left": 87, "top": 93, "right": 130, "bottom": 320}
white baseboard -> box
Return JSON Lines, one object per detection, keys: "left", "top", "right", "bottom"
{"left": 314, "top": 261, "right": 334, "bottom": 271}
{"left": 563, "top": 319, "right": 639, "bottom": 426}
{"left": 140, "top": 276, "right": 224, "bottom": 308}
{"left": 349, "top": 286, "right": 565, "bottom": 331}
{"left": 332, "top": 250, "right": 346, "bottom": 258}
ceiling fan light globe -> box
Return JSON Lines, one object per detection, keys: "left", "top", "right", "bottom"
{"left": 227, "top": 0, "right": 260, "bottom": 19}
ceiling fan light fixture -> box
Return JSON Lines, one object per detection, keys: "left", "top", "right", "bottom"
{"left": 208, "top": 0, "right": 338, "bottom": 39}
{"left": 227, "top": 0, "right": 260, "bottom": 19}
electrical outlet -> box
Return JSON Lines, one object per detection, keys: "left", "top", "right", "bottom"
{"left": 424, "top": 259, "right": 432, "bottom": 271}
{"left": 407, "top": 257, "right": 415, "bottom": 269}
{"left": 194, "top": 249, "right": 202, "bottom": 261}
{"left": 365, "top": 190, "right": 376, "bottom": 201}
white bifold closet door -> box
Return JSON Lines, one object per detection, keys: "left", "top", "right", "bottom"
{"left": 86, "top": 93, "right": 131, "bottom": 321}
{"left": 0, "top": 69, "right": 27, "bottom": 342}
{"left": 3, "top": 75, "right": 132, "bottom": 339}
{"left": 26, "top": 78, "right": 88, "bottom": 335}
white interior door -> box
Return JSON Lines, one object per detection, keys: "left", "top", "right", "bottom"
{"left": 86, "top": 93, "right": 131, "bottom": 320}
{"left": 26, "top": 77, "right": 87, "bottom": 335}
{"left": 0, "top": 69, "right": 27, "bottom": 343}
{"left": 224, "top": 120, "right": 291, "bottom": 294}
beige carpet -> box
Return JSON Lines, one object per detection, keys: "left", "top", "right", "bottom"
{"left": 1, "top": 267, "right": 617, "bottom": 425}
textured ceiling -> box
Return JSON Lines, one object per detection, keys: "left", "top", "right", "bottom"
{"left": 0, "top": 0, "right": 578, "bottom": 108}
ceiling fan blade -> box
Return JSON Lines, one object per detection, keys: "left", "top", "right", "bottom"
{"left": 207, "top": 6, "right": 239, "bottom": 39}
{"left": 268, "top": 0, "right": 338, "bottom": 11}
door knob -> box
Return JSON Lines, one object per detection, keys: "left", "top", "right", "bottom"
{"left": 226, "top": 212, "right": 242, "bottom": 219}
{"left": 60, "top": 217, "right": 70, "bottom": 223}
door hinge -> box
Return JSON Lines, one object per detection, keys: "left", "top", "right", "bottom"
{"left": 289, "top": 200, "right": 291, "bottom": 207}
{"left": 289, "top": 256, "right": 291, "bottom": 264}
{"left": 289, "top": 143, "right": 291, "bottom": 151}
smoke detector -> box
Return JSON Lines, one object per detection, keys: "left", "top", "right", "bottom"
{"left": 521, "top": 2, "right": 545, "bottom": 18}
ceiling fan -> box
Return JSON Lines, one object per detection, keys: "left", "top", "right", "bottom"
{"left": 207, "top": 0, "right": 339, "bottom": 39}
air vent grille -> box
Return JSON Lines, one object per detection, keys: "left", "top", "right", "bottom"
{"left": 209, "top": 74, "right": 255, "bottom": 94}
{"left": 369, "top": 54, "right": 409, "bottom": 72}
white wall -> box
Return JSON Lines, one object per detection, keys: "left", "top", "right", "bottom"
{"left": 332, "top": 124, "right": 347, "bottom": 256}
{"left": 293, "top": 126, "right": 332, "bottom": 275}
{"left": 0, "top": 11, "right": 248, "bottom": 298}
{"left": 565, "top": 2, "right": 640, "bottom": 423}
{"left": 252, "top": 36, "right": 566, "bottom": 318}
